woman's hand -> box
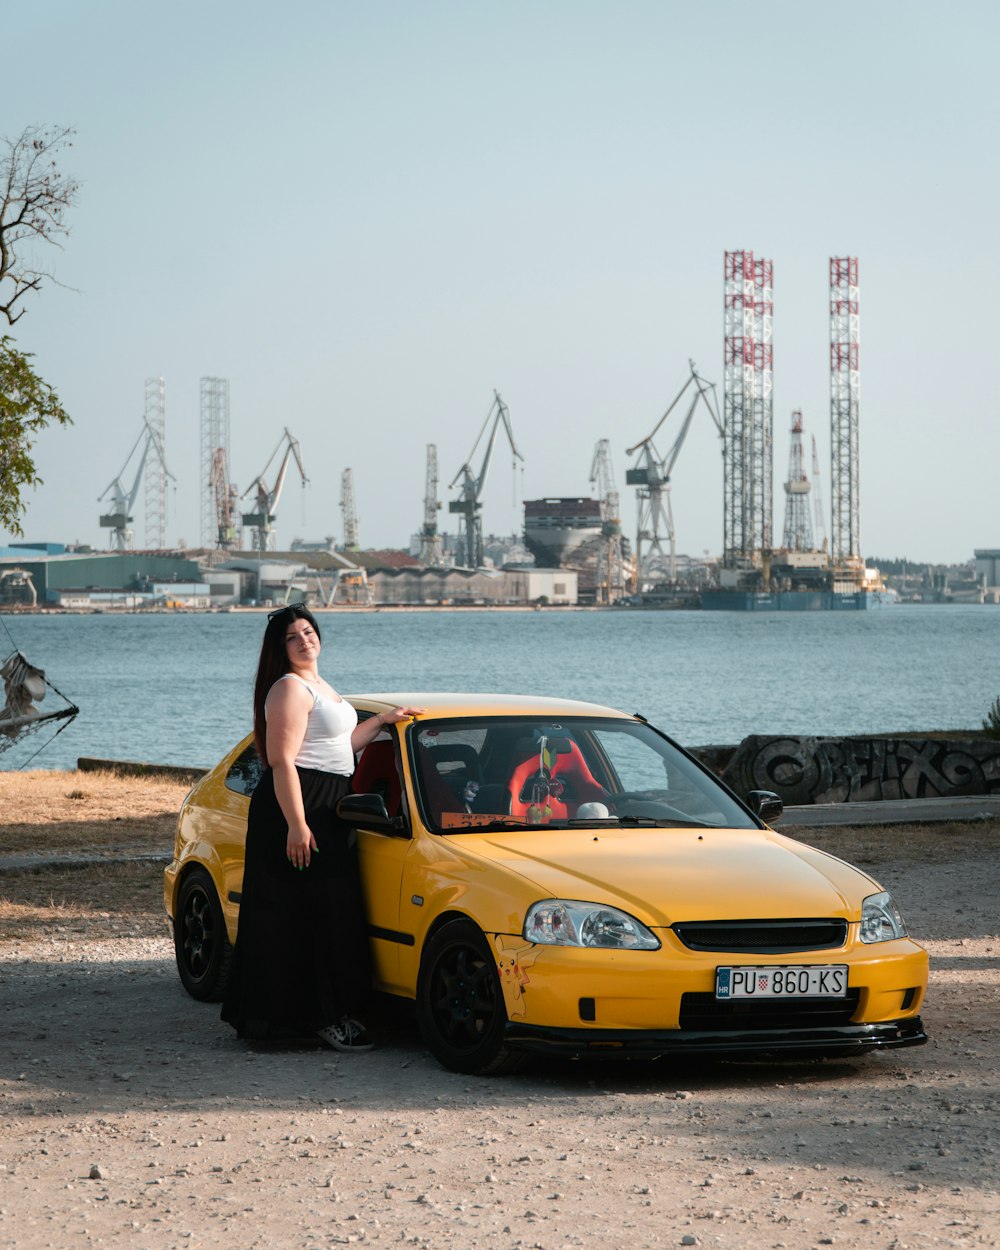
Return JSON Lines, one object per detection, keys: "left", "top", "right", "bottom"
{"left": 352, "top": 705, "right": 425, "bottom": 752}
{"left": 286, "top": 818, "right": 318, "bottom": 869}
{"left": 382, "top": 705, "right": 425, "bottom": 724}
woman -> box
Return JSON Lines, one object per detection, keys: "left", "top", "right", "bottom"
{"left": 221, "top": 604, "right": 421, "bottom": 1052}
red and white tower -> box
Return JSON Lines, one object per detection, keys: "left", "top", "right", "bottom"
{"left": 829, "top": 257, "right": 860, "bottom": 562}
{"left": 723, "top": 250, "right": 773, "bottom": 568}
{"left": 781, "top": 410, "right": 813, "bottom": 551}
{"left": 752, "top": 256, "right": 774, "bottom": 552}
{"left": 723, "top": 250, "right": 756, "bottom": 565}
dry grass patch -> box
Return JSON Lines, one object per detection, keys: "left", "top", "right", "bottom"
{"left": 0, "top": 769, "right": 190, "bottom": 855}
{"left": 0, "top": 861, "right": 167, "bottom": 940}
{"left": 789, "top": 820, "right": 1000, "bottom": 866}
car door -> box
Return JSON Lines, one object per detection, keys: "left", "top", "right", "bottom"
{"left": 351, "top": 731, "right": 416, "bottom": 996}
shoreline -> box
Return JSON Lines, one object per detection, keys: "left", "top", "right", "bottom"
{"left": 3, "top": 600, "right": 995, "bottom": 616}
{"left": 0, "top": 602, "right": 608, "bottom": 615}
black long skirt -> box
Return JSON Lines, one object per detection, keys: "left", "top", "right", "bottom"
{"left": 220, "top": 766, "right": 371, "bottom": 1041}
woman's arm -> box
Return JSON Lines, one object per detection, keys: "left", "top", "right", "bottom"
{"left": 350, "top": 705, "right": 425, "bottom": 753}
{"left": 266, "top": 679, "right": 316, "bottom": 868}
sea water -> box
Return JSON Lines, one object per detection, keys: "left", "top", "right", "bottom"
{"left": 2, "top": 605, "right": 998, "bottom": 772}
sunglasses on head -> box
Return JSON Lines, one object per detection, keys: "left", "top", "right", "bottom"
{"left": 267, "top": 604, "right": 304, "bottom": 621}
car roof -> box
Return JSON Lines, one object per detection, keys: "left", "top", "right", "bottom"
{"left": 346, "top": 692, "right": 636, "bottom": 719}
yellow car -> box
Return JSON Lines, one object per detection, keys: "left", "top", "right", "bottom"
{"left": 164, "top": 693, "right": 928, "bottom": 1074}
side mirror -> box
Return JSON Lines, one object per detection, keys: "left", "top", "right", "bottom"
{"left": 336, "top": 792, "right": 407, "bottom": 834}
{"left": 746, "top": 789, "right": 784, "bottom": 825}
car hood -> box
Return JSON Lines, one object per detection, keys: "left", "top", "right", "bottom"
{"left": 453, "top": 826, "right": 876, "bottom": 926}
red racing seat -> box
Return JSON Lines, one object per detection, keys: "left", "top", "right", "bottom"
{"left": 507, "top": 739, "right": 606, "bottom": 822}
{"left": 351, "top": 737, "right": 402, "bottom": 816}
{"left": 550, "top": 741, "right": 607, "bottom": 808}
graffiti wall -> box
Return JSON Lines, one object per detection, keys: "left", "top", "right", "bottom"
{"left": 720, "top": 735, "right": 1000, "bottom": 806}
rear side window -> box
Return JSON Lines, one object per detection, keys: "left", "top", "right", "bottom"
{"left": 225, "top": 744, "right": 263, "bottom": 796}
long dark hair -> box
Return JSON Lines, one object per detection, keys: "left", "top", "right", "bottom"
{"left": 252, "top": 604, "right": 322, "bottom": 767}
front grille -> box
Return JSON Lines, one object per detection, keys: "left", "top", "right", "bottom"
{"left": 672, "top": 919, "right": 848, "bottom": 954}
{"left": 679, "top": 989, "right": 861, "bottom": 1031}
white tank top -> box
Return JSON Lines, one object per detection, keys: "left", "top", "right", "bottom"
{"left": 266, "top": 673, "right": 358, "bottom": 774}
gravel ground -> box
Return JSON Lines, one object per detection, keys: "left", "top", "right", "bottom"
{"left": 2, "top": 840, "right": 999, "bottom": 1250}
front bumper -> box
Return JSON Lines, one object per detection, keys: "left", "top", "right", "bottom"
{"left": 504, "top": 1015, "right": 927, "bottom": 1060}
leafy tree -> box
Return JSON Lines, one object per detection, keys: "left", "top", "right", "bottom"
{"left": 0, "top": 125, "right": 77, "bottom": 534}
{"left": 0, "top": 337, "right": 71, "bottom": 534}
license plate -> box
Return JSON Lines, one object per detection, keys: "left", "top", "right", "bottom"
{"left": 715, "top": 965, "right": 848, "bottom": 999}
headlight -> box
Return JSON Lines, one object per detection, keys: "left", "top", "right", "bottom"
{"left": 523, "top": 900, "right": 660, "bottom": 950}
{"left": 859, "top": 891, "right": 907, "bottom": 943}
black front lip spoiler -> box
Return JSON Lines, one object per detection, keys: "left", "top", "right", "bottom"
{"left": 503, "top": 1017, "right": 927, "bottom": 1060}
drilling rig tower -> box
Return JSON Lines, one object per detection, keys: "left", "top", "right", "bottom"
{"left": 781, "top": 411, "right": 814, "bottom": 552}
{"left": 722, "top": 251, "right": 774, "bottom": 578}
{"left": 829, "top": 257, "right": 861, "bottom": 569}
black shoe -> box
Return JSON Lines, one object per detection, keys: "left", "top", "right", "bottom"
{"left": 317, "top": 1017, "right": 374, "bottom": 1052}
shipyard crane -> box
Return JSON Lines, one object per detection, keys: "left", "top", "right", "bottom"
{"left": 209, "top": 448, "right": 241, "bottom": 551}
{"left": 449, "top": 391, "right": 524, "bottom": 568}
{"left": 241, "top": 428, "right": 307, "bottom": 555}
{"left": 625, "top": 360, "right": 722, "bottom": 587}
{"left": 340, "top": 468, "right": 360, "bottom": 551}
{"left": 98, "top": 419, "right": 175, "bottom": 551}
{"left": 420, "top": 444, "right": 444, "bottom": 566}
{"left": 589, "top": 439, "right": 626, "bottom": 604}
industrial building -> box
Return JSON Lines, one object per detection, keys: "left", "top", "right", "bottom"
{"left": 973, "top": 552, "right": 1000, "bottom": 603}
{"left": 369, "top": 566, "right": 576, "bottom": 607}
{"left": 0, "top": 542, "right": 578, "bottom": 610}
{"left": 0, "top": 546, "right": 211, "bottom": 608}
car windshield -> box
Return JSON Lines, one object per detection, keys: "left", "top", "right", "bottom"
{"left": 409, "top": 716, "right": 756, "bottom": 833}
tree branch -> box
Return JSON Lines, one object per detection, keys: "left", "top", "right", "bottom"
{"left": 0, "top": 125, "right": 78, "bottom": 325}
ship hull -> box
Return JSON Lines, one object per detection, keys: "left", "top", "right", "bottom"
{"left": 522, "top": 526, "right": 603, "bottom": 569}
{"left": 523, "top": 498, "right": 604, "bottom": 570}
{"left": 701, "top": 589, "right": 894, "bottom": 611}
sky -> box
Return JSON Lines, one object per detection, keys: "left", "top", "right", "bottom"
{"left": 3, "top": 0, "right": 997, "bottom": 564}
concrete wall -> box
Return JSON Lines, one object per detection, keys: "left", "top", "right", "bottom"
{"left": 721, "top": 734, "right": 1000, "bottom": 804}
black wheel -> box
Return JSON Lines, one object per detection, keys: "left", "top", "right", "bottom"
{"left": 417, "top": 920, "right": 526, "bottom": 1075}
{"left": 174, "top": 867, "right": 233, "bottom": 1002}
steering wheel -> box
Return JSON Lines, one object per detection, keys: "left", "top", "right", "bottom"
{"left": 608, "top": 790, "right": 694, "bottom": 822}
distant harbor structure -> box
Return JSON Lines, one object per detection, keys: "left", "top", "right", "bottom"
{"left": 9, "top": 257, "right": 998, "bottom": 611}
{"left": 706, "top": 252, "right": 887, "bottom": 609}
{"left": 522, "top": 491, "right": 630, "bottom": 606}
{"left": 522, "top": 497, "right": 603, "bottom": 569}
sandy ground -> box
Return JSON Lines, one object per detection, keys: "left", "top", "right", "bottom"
{"left": 1, "top": 773, "right": 999, "bottom": 1249}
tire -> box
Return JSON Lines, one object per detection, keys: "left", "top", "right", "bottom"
{"left": 417, "top": 919, "right": 526, "bottom": 1075}
{"left": 174, "top": 867, "right": 233, "bottom": 1002}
